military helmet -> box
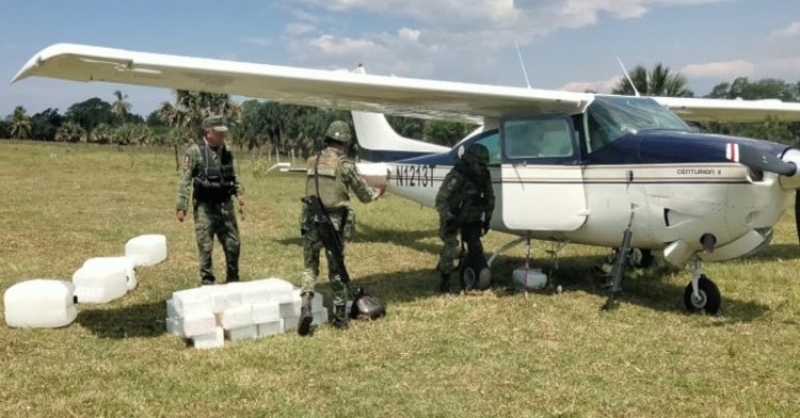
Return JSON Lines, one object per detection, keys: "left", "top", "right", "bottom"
{"left": 325, "top": 120, "right": 352, "bottom": 144}
{"left": 464, "top": 143, "right": 490, "bottom": 165}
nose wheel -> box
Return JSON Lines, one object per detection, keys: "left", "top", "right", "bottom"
{"left": 684, "top": 275, "right": 721, "bottom": 314}
{"left": 683, "top": 258, "right": 721, "bottom": 314}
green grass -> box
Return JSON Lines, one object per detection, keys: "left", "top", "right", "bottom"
{"left": 1, "top": 140, "right": 800, "bottom": 417}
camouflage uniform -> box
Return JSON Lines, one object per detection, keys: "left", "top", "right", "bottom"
{"left": 176, "top": 116, "right": 244, "bottom": 285}
{"left": 435, "top": 143, "right": 495, "bottom": 292}
{"left": 298, "top": 120, "right": 381, "bottom": 335}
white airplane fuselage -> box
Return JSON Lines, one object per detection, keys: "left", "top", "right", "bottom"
{"left": 374, "top": 160, "right": 789, "bottom": 267}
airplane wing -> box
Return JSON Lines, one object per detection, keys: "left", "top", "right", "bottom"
{"left": 11, "top": 43, "right": 592, "bottom": 124}
{"left": 653, "top": 96, "right": 800, "bottom": 123}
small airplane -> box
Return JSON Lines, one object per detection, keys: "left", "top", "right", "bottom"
{"left": 13, "top": 43, "right": 800, "bottom": 314}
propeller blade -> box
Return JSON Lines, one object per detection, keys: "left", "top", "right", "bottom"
{"left": 796, "top": 191, "right": 800, "bottom": 246}
{"left": 725, "top": 143, "right": 796, "bottom": 176}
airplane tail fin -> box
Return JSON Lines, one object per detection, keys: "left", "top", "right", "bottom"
{"left": 350, "top": 65, "right": 450, "bottom": 162}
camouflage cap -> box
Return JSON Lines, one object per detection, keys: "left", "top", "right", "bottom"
{"left": 202, "top": 115, "right": 228, "bottom": 132}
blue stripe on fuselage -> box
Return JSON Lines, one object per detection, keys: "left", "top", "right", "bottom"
{"left": 587, "top": 130, "right": 789, "bottom": 165}
{"left": 360, "top": 130, "right": 791, "bottom": 166}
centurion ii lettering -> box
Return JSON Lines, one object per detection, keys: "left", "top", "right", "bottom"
{"left": 676, "top": 168, "right": 719, "bottom": 175}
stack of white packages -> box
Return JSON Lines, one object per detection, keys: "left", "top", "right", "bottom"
{"left": 166, "top": 278, "right": 328, "bottom": 349}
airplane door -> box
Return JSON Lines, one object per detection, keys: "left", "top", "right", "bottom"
{"left": 500, "top": 116, "right": 588, "bottom": 231}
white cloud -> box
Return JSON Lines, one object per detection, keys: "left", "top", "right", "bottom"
{"left": 398, "top": 28, "right": 421, "bottom": 42}
{"left": 560, "top": 76, "right": 623, "bottom": 93}
{"left": 308, "top": 34, "right": 382, "bottom": 57}
{"left": 241, "top": 37, "right": 273, "bottom": 46}
{"left": 291, "top": 0, "right": 518, "bottom": 25}
{"left": 769, "top": 20, "right": 800, "bottom": 39}
{"left": 681, "top": 60, "right": 754, "bottom": 79}
{"left": 285, "top": 23, "right": 316, "bottom": 35}
{"left": 278, "top": 0, "right": 737, "bottom": 88}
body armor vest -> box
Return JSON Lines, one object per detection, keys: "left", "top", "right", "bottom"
{"left": 193, "top": 141, "right": 237, "bottom": 204}
{"left": 305, "top": 148, "right": 349, "bottom": 208}
{"left": 451, "top": 164, "right": 491, "bottom": 223}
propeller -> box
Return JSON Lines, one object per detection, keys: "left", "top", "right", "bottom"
{"left": 725, "top": 142, "right": 796, "bottom": 176}
{"left": 796, "top": 191, "right": 800, "bottom": 247}
{"left": 726, "top": 142, "right": 800, "bottom": 245}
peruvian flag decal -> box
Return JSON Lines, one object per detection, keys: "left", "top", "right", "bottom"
{"left": 725, "top": 143, "right": 739, "bottom": 162}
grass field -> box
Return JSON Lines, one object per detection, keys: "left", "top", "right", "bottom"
{"left": 1, "top": 141, "right": 799, "bottom": 417}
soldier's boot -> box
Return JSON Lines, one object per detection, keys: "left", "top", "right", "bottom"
{"left": 331, "top": 303, "right": 349, "bottom": 330}
{"left": 439, "top": 271, "right": 453, "bottom": 293}
{"left": 297, "top": 291, "right": 314, "bottom": 337}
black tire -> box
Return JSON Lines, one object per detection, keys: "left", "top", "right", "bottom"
{"left": 459, "top": 255, "right": 491, "bottom": 291}
{"left": 683, "top": 275, "right": 721, "bottom": 314}
{"left": 623, "top": 248, "right": 654, "bottom": 269}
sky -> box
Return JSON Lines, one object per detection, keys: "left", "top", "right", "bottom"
{"left": 1, "top": 0, "right": 800, "bottom": 118}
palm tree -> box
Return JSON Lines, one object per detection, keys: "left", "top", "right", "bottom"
{"left": 55, "top": 121, "right": 87, "bottom": 143}
{"left": 111, "top": 90, "right": 132, "bottom": 122}
{"left": 90, "top": 123, "right": 115, "bottom": 144}
{"left": 612, "top": 63, "right": 694, "bottom": 97}
{"left": 156, "top": 90, "right": 243, "bottom": 170}
{"left": 159, "top": 90, "right": 241, "bottom": 134}
{"left": 9, "top": 106, "right": 32, "bottom": 139}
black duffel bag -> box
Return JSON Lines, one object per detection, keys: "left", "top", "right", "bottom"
{"left": 350, "top": 287, "right": 386, "bottom": 320}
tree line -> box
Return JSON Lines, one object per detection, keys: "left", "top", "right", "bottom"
{"left": 2, "top": 64, "right": 800, "bottom": 158}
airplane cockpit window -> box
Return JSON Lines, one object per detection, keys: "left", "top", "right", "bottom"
{"left": 585, "top": 96, "right": 691, "bottom": 153}
{"left": 503, "top": 117, "right": 574, "bottom": 159}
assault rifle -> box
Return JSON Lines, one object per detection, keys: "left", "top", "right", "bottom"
{"left": 303, "top": 153, "right": 351, "bottom": 284}
{"left": 301, "top": 196, "right": 350, "bottom": 284}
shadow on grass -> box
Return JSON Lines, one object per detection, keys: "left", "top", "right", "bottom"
{"left": 742, "top": 243, "right": 800, "bottom": 262}
{"left": 335, "top": 251, "right": 771, "bottom": 323}
{"left": 76, "top": 300, "right": 166, "bottom": 339}
{"left": 275, "top": 222, "right": 440, "bottom": 253}
{"left": 512, "top": 255, "right": 771, "bottom": 323}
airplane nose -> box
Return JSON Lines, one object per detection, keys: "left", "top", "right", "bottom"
{"left": 726, "top": 142, "right": 800, "bottom": 190}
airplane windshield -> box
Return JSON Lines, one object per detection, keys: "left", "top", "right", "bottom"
{"left": 585, "top": 96, "right": 690, "bottom": 152}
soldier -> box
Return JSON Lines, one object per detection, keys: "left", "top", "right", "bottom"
{"left": 435, "top": 143, "right": 495, "bottom": 293}
{"left": 297, "top": 120, "right": 384, "bottom": 336}
{"left": 175, "top": 115, "right": 245, "bottom": 286}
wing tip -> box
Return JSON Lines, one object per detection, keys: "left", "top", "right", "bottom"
{"left": 10, "top": 42, "right": 82, "bottom": 84}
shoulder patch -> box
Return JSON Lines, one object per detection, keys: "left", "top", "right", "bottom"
{"left": 447, "top": 178, "right": 458, "bottom": 191}
{"left": 184, "top": 154, "right": 191, "bottom": 169}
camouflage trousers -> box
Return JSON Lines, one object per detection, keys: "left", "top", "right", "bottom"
{"left": 437, "top": 212, "right": 483, "bottom": 275}
{"left": 193, "top": 200, "right": 240, "bottom": 283}
{"left": 301, "top": 212, "right": 348, "bottom": 308}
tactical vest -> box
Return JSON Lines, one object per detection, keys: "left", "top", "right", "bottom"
{"left": 305, "top": 148, "right": 349, "bottom": 208}
{"left": 452, "top": 165, "right": 490, "bottom": 223}
{"left": 192, "top": 141, "right": 237, "bottom": 204}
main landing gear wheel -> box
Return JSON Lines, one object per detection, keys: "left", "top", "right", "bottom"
{"left": 459, "top": 256, "right": 491, "bottom": 291}
{"left": 631, "top": 248, "right": 654, "bottom": 269}
{"left": 683, "top": 275, "right": 721, "bottom": 314}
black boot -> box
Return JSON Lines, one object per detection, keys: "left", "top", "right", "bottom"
{"left": 331, "top": 303, "right": 349, "bottom": 330}
{"left": 438, "top": 271, "right": 451, "bottom": 293}
{"left": 297, "top": 291, "right": 314, "bottom": 336}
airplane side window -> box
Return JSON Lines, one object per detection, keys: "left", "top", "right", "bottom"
{"left": 504, "top": 118, "right": 573, "bottom": 159}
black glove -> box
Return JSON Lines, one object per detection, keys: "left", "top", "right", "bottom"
{"left": 482, "top": 219, "right": 491, "bottom": 236}
{"left": 444, "top": 211, "right": 458, "bottom": 227}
